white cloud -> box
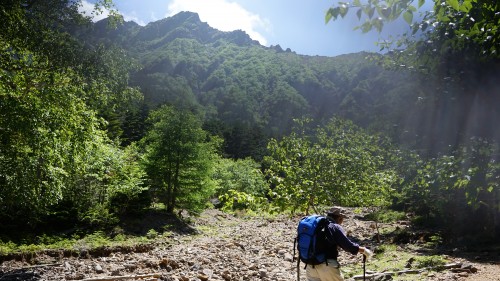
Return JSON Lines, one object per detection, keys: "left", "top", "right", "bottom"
{"left": 166, "top": 0, "right": 269, "bottom": 45}
{"left": 79, "top": 1, "right": 146, "bottom": 26}
{"left": 150, "top": 12, "right": 159, "bottom": 23}
{"left": 79, "top": 0, "right": 110, "bottom": 22}
{"left": 121, "top": 11, "right": 147, "bottom": 26}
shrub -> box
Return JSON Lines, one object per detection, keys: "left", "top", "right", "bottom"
{"left": 415, "top": 255, "right": 447, "bottom": 269}
{"left": 366, "top": 209, "right": 407, "bottom": 223}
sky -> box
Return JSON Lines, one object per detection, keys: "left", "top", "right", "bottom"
{"left": 80, "top": 0, "right": 416, "bottom": 57}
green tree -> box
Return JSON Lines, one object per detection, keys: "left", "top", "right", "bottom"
{"left": 63, "top": 135, "right": 147, "bottom": 226}
{"left": 265, "top": 119, "right": 325, "bottom": 214}
{"left": 0, "top": 0, "right": 146, "bottom": 229}
{"left": 404, "top": 138, "right": 499, "bottom": 240}
{"left": 142, "top": 105, "right": 220, "bottom": 214}
{"left": 0, "top": 0, "right": 120, "bottom": 75}
{"left": 212, "top": 157, "right": 269, "bottom": 211}
{"left": 265, "top": 118, "right": 398, "bottom": 214}
{"left": 0, "top": 42, "right": 100, "bottom": 225}
{"left": 213, "top": 158, "right": 269, "bottom": 211}
{"left": 0, "top": 40, "right": 147, "bottom": 228}
{"left": 213, "top": 157, "right": 268, "bottom": 197}
{"left": 1, "top": 0, "right": 143, "bottom": 144}
{"left": 325, "top": 0, "right": 500, "bottom": 242}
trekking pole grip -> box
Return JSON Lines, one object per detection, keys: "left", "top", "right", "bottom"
{"left": 363, "top": 254, "right": 366, "bottom": 281}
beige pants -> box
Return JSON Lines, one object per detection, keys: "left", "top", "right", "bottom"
{"left": 305, "top": 260, "right": 344, "bottom": 281}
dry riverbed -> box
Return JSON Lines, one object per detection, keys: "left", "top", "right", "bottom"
{"left": 1, "top": 209, "right": 498, "bottom": 280}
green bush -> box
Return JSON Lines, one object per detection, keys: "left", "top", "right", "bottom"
{"left": 366, "top": 209, "right": 407, "bottom": 223}
{"left": 213, "top": 157, "right": 269, "bottom": 198}
{"left": 0, "top": 240, "right": 17, "bottom": 256}
{"left": 415, "top": 255, "right": 447, "bottom": 269}
{"left": 374, "top": 243, "right": 397, "bottom": 255}
{"left": 146, "top": 229, "right": 158, "bottom": 239}
{"left": 219, "top": 190, "right": 269, "bottom": 212}
{"left": 81, "top": 205, "right": 119, "bottom": 229}
{"left": 77, "top": 231, "right": 111, "bottom": 249}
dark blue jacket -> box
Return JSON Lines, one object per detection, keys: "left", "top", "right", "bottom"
{"left": 324, "top": 219, "right": 359, "bottom": 259}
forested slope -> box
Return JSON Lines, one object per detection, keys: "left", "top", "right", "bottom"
{"left": 77, "top": 11, "right": 500, "bottom": 242}
{"left": 76, "top": 12, "right": 428, "bottom": 158}
{"left": 1, "top": 1, "right": 499, "bottom": 246}
{"left": 79, "top": 11, "right": 500, "bottom": 159}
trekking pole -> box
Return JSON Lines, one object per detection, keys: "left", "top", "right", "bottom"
{"left": 363, "top": 254, "right": 366, "bottom": 281}
{"left": 297, "top": 261, "right": 300, "bottom": 281}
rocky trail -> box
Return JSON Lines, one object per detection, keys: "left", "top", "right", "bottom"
{"left": 0, "top": 209, "right": 498, "bottom": 281}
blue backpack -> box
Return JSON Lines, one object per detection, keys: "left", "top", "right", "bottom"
{"left": 294, "top": 215, "right": 329, "bottom": 266}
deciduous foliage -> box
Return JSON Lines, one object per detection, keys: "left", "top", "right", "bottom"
{"left": 0, "top": 0, "right": 146, "bottom": 230}
{"left": 141, "top": 105, "right": 220, "bottom": 214}
{"left": 265, "top": 118, "right": 398, "bottom": 214}
{"left": 212, "top": 158, "right": 268, "bottom": 198}
{"left": 325, "top": 0, "right": 500, "bottom": 95}
{"left": 1, "top": 0, "right": 144, "bottom": 143}
{"left": 63, "top": 136, "right": 146, "bottom": 226}
{"left": 0, "top": 42, "right": 98, "bottom": 224}
{"left": 401, "top": 138, "right": 499, "bottom": 240}
{"left": 326, "top": 0, "right": 499, "bottom": 60}
{"left": 326, "top": 0, "right": 500, "bottom": 241}
{"left": 2, "top": 0, "right": 498, "bottom": 245}
{"left": 212, "top": 157, "right": 269, "bottom": 211}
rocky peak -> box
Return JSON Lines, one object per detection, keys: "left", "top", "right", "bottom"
{"left": 135, "top": 11, "right": 259, "bottom": 47}
{"left": 221, "top": 29, "right": 260, "bottom": 46}
{"left": 85, "top": 11, "right": 261, "bottom": 50}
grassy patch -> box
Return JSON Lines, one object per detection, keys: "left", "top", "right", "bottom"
{"left": 414, "top": 255, "right": 448, "bottom": 269}
{"left": 424, "top": 234, "right": 443, "bottom": 248}
{"left": 0, "top": 231, "right": 155, "bottom": 257}
{"left": 378, "top": 225, "right": 399, "bottom": 236}
{"left": 343, "top": 244, "right": 450, "bottom": 280}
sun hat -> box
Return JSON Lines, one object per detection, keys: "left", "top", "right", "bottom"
{"left": 326, "top": 207, "right": 348, "bottom": 218}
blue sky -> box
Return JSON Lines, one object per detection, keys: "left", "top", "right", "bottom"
{"left": 81, "top": 0, "right": 417, "bottom": 57}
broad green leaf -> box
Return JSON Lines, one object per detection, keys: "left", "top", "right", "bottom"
{"left": 418, "top": 0, "right": 425, "bottom": 8}
{"left": 367, "top": 7, "right": 375, "bottom": 19}
{"left": 446, "top": 0, "right": 460, "bottom": 11}
{"left": 403, "top": 10, "right": 413, "bottom": 24}
{"left": 361, "top": 21, "right": 372, "bottom": 33}
{"left": 459, "top": 1, "right": 473, "bottom": 12}
{"left": 339, "top": 4, "right": 349, "bottom": 18}
{"left": 325, "top": 7, "right": 341, "bottom": 23}
{"left": 421, "top": 21, "right": 428, "bottom": 32}
{"left": 356, "top": 8, "right": 362, "bottom": 20}
{"left": 325, "top": 10, "right": 333, "bottom": 23}
{"left": 372, "top": 18, "right": 384, "bottom": 33}
{"left": 380, "top": 7, "right": 392, "bottom": 18}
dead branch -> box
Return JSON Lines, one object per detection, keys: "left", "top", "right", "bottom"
{"left": 352, "top": 262, "right": 464, "bottom": 280}
{"left": 19, "top": 263, "right": 62, "bottom": 269}
{"left": 81, "top": 273, "right": 162, "bottom": 281}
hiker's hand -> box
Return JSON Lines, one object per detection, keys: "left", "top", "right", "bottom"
{"left": 362, "top": 247, "right": 373, "bottom": 259}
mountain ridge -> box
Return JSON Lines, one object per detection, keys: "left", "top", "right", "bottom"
{"left": 77, "top": 11, "right": 433, "bottom": 158}
{"left": 90, "top": 11, "right": 261, "bottom": 53}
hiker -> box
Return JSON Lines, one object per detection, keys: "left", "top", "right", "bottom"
{"left": 306, "top": 207, "right": 372, "bottom": 281}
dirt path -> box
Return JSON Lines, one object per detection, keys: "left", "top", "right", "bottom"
{"left": 0, "top": 209, "right": 498, "bottom": 280}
